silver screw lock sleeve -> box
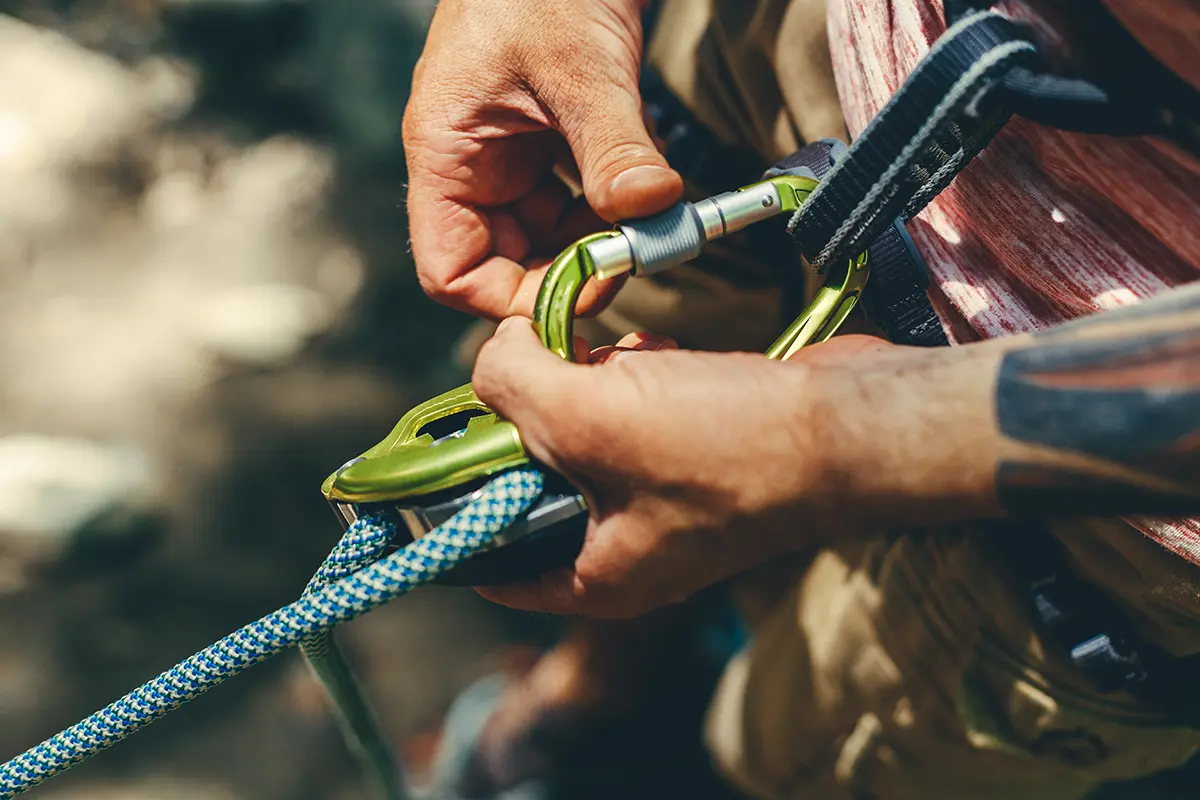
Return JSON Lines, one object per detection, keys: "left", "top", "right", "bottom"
{"left": 586, "top": 182, "right": 783, "bottom": 280}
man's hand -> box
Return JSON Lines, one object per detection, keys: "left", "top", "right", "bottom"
{"left": 470, "top": 281, "right": 1200, "bottom": 619}
{"left": 403, "top": 0, "right": 683, "bottom": 320}
{"left": 471, "top": 318, "right": 894, "bottom": 619}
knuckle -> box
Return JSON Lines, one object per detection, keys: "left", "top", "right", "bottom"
{"left": 572, "top": 555, "right": 603, "bottom": 587}
{"left": 547, "top": 574, "right": 584, "bottom": 615}
{"left": 471, "top": 343, "right": 527, "bottom": 414}
{"left": 408, "top": 200, "right": 491, "bottom": 309}
{"left": 470, "top": 339, "right": 503, "bottom": 392}
{"left": 415, "top": 267, "right": 455, "bottom": 305}
{"left": 572, "top": 550, "right": 621, "bottom": 597}
{"left": 401, "top": 100, "right": 421, "bottom": 148}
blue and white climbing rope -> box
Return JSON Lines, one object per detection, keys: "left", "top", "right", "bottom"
{"left": 0, "top": 468, "right": 545, "bottom": 799}
{"left": 299, "top": 503, "right": 408, "bottom": 800}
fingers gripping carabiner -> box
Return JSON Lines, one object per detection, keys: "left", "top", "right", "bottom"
{"left": 531, "top": 174, "right": 870, "bottom": 362}
{"left": 321, "top": 173, "right": 870, "bottom": 587}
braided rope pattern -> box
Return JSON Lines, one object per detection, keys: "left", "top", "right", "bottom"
{"left": 299, "top": 507, "right": 405, "bottom": 798}
{"left": 300, "top": 520, "right": 399, "bottom": 659}
{"left": 0, "top": 468, "right": 544, "bottom": 799}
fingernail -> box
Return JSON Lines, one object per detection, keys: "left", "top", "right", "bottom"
{"left": 638, "top": 334, "right": 675, "bottom": 351}
{"left": 609, "top": 164, "right": 675, "bottom": 197}
{"left": 606, "top": 165, "right": 681, "bottom": 218}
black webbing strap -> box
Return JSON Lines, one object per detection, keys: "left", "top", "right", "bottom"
{"left": 945, "top": 0, "right": 1200, "bottom": 151}
{"left": 863, "top": 222, "right": 949, "bottom": 348}
{"left": 788, "top": 11, "right": 1036, "bottom": 275}
{"left": 780, "top": 11, "right": 1036, "bottom": 347}
{"left": 765, "top": 140, "right": 950, "bottom": 347}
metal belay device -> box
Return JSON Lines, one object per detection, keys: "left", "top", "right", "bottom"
{"left": 320, "top": 172, "right": 869, "bottom": 587}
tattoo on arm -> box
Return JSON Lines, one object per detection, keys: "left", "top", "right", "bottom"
{"left": 994, "top": 284, "right": 1200, "bottom": 517}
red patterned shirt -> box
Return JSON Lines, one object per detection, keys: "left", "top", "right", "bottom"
{"left": 827, "top": 0, "right": 1200, "bottom": 562}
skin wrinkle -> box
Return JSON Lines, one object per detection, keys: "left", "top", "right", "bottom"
{"left": 490, "top": 210, "right": 533, "bottom": 263}
{"left": 418, "top": 198, "right": 486, "bottom": 273}
{"left": 590, "top": 6, "right": 644, "bottom": 73}
{"left": 512, "top": 73, "right": 561, "bottom": 133}
{"left": 403, "top": 0, "right": 679, "bottom": 319}
{"left": 414, "top": 137, "right": 481, "bottom": 192}
{"left": 415, "top": 0, "right": 1200, "bottom": 622}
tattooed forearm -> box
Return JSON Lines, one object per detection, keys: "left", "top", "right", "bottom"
{"left": 994, "top": 287, "right": 1200, "bottom": 516}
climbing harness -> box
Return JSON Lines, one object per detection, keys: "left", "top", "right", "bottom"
{"left": 945, "top": 0, "right": 1200, "bottom": 149}
{"left": 4, "top": 3, "right": 1195, "bottom": 797}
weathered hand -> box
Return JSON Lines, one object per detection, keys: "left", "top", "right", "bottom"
{"left": 470, "top": 317, "right": 893, "bottom": 619}
{"left": 403, "top": 0, "right": 682, "bottom": 320}
{"left": 469, "top": 282, "right": 1200, "bottom": 620}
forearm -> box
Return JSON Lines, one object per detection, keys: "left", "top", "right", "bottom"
{"left": 825, "top": 282, "right": 1200, "bottom": 528}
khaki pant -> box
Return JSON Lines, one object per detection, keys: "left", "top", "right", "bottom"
{"left": 455, "top": 1, "right": 1200, "bottom": 796}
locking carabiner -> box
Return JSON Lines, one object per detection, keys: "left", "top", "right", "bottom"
{"left": 320, "top": 174, "right": 869, "bottom": 585}
{"left": 532, "top": 174, "right": 868, "bottom": 362}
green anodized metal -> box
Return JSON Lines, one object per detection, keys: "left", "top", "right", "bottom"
{"left": 753, "top": 174, "right": 871, "bottom": 360}
{"left": 765, "top": 249, "right": 870, "bottom": 360}
{"left": 769, "top": 173, "right": 819, "bottom": 214}
{"left": 534, "top": 231, "right": 620, "bottom": 360}
{"left": 320, "top": 232, "right": 617, "bottom": 505}
{"left": 322, "top": 174, "right": 869, "bottom": 506}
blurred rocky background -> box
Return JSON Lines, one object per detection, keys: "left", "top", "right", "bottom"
{"left": 0, "top": 1, "right": 1195, "bottom": 798}
{"left": 0, "top": 1, "right": 557, "bottom": 797}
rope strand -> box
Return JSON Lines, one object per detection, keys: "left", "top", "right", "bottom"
{"left": 0, "top": 468, "right": 544, "bottom": 799}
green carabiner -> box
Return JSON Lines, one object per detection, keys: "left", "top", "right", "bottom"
{"left": 323, "top": 174, "right": 869, "bottom": 504}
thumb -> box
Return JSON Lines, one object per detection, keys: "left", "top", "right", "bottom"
{"left": 472, "top": 318, "right": 595, "bottom": 457}
{"left": 554, "top": 80, "right": 683, "bottom": 222}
